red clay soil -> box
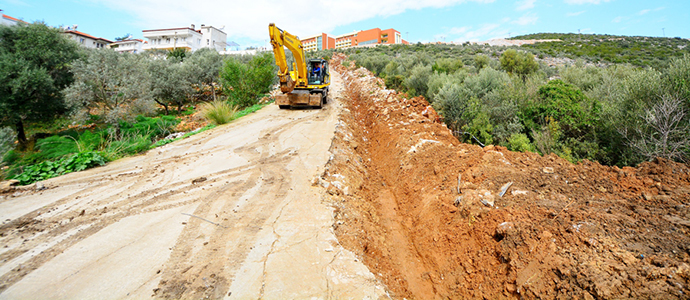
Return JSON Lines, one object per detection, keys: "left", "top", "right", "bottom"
{"left": 322, "top": 53, "right": 690, "bottom": 299}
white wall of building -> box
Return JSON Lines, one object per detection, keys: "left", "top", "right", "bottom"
{"left": 200, "top": 25, "right": 227, "bottom": 52}
{"left": 143, "top": 27, "right": 203, "bottom": 52}
{"left": 110, "top": 39, "right": 144, "bottom": 54}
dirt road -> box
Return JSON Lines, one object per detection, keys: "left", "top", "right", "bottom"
{"left": 0, "top": 72, "right": 387, "bottom": 299}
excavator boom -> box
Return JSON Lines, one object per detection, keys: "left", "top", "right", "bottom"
{"left": 268, "top": 23, "right": 307, "bottom": 93}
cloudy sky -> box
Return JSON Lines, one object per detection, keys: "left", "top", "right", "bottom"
{"left": 1, "top": 0, "right": 687, "bottom": 49}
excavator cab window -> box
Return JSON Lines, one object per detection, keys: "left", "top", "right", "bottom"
{"left": 308, "top": 61, "right": 324, "bottom": 85}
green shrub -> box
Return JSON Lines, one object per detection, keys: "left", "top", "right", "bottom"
{"left": 427, "top": 71, "right": 468, "bottom": 103}
{"left": 507, "top": 133, "right": 534, "bottom": 152}
{"left": 220, "top": 52, "right": 275, "bottom": 108}
{"left": 474, "top": 54, "right": 490, "bottom": 70}
{"left": 500, "top": 49, "right": 539, "bottom": 80}
{"left": 404, "top": 64, "right": 433, "bottom": 97}
{"left": 432, "top": 58, "right": 464, "bottom": 74}
{"left": 522, "top": 79, "right": 599, "bottom": 139}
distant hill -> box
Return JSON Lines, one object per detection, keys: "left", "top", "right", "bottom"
{"left": 511, "top": 33, "right": 689, "bottom": 68}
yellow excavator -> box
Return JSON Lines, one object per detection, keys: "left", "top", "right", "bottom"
{"left": 268, "top": 23, "right": 330, "bottom": 109}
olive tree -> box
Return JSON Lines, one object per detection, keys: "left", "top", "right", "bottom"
{"left": 0, "top": 22, "right": 81, "bottom": 148}
{"left": 148, "top": 58, "right": 194, "bottom": 114}
{"left": 64, "top": 49, "right": 154, "bottom": 123}
{"left": 183, "top": 48, "right": 224, "bottom": 101}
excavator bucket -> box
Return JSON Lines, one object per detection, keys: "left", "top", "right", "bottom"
{"left": 276, "top": 91, "right": 322, "bottom": 108}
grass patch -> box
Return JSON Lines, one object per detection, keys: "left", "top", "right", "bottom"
{"left": 198, "top": 100, "right": 239, "bottom": 125}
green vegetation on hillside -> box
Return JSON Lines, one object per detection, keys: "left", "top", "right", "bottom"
{"left": 512, "top": 33, "right": 690, "bottom": 68}
{"left": 316, "top": 38, "right": 690, "bottom": 167}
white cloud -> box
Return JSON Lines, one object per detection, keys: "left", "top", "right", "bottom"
{"left": 566, "top": 10, "right": 586, "bottom": 16}
{"left": 513, "top": 13, "right": 538, "bottom": 25}
{"left": 516, "top": 0, "right": 536, "bottom": 11}
{"left": 91, "top": 0, "right": 496, "bottom": 42}
{"left": 612, "top": 16, "right": 623, "bottom": 23}
{"left": 638, "top": 9, "right": 650, "bottom": 15}
{"left": 564, "top": 0, "right": 610, "bottom": 4}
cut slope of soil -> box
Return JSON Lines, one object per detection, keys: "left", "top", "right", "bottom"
{"left": 323, "top": 53, "right": 690, "bottom": 299}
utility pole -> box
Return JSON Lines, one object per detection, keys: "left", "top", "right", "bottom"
{"left": 406, "top": 32, "right": 409, "bottom": 42}
{"left": 662, "top": 28, "right": 665, "bottom": 37}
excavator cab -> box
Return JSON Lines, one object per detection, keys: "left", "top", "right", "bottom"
{"left": 308, "top": 59, "right": 329, "bottom": 85}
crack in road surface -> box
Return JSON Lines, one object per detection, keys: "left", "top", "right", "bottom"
{"left": 0, "top": 71, "right": 388, "bottom": 299}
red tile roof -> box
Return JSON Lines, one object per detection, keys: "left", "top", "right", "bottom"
{"left": 64, "top": 30, "right": 113, "bottom": 43}
{"left": 2, "top": 14, "right": 28, "bottom": 23}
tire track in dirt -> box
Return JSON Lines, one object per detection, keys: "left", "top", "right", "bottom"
{"left": 153, "top": 124, "right": 298, "bottom": 299}
{"left": 0, "top": 111, "right": 313, "bottom": 295}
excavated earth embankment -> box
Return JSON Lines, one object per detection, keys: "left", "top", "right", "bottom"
{"left": 322, "top": 53, "right": 690, "bottom": 299}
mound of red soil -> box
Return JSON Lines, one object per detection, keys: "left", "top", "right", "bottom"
{"left": 322, "top": 53, "right": 690, "bottom": 299}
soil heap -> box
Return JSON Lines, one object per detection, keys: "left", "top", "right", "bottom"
{"left": 322, "top": 53, "right": 690, "bottom": 299}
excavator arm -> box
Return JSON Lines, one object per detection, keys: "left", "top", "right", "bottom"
{"left": 268, "top": 23, "right": 308, "bottom": 93}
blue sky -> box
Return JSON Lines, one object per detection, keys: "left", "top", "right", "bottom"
{"left": 1, "top": 0, "right": 688, "bottom": 49}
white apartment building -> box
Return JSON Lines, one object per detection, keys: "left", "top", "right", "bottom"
{"left": 109, "top": 39, "right": 144, "bottom": 54}
{"left": 142, "top": 24, "right": 226, "bottom": 52}
{"left": 63, "top": 30, "right": 112, "bottom": 49}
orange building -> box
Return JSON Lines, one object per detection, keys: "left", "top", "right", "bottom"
{"left": 301, "top": 33, "right": 335, "bottom": 52}
{"left": 334, "top": 31, "right": 358, "bottom": 49}
{"left": 303, "top": 28, "right": 408, "bottom": 51}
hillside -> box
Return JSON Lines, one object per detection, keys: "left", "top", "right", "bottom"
{"left": 512, "top": 33, "right": 690, "bottom": 67}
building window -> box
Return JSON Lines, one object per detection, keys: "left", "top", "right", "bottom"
{"left": 79, "top": 38, "right": 84, "bottom": 44}
{"left": 207, "top": 39, "right": 209, "bottom": 45}
{"left": 359, "top": 39, "right": 377, "bottom": 45}
{"left": 166, "top": 38, "right": 170, "bottom": 44}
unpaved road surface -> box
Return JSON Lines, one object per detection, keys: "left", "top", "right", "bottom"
{"left": 0, "top": 72, "right": 387, "bottom": 299}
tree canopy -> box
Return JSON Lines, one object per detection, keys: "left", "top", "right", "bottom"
{"left": 0, "top": 22, "right": 81, "bottom": 147}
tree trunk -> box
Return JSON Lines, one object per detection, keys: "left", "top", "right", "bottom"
{"left": 15, "top": 119, "right": 27, "bottom": 150}
{"left": 155, "top": 99, "right": 169, "bottom": 115}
